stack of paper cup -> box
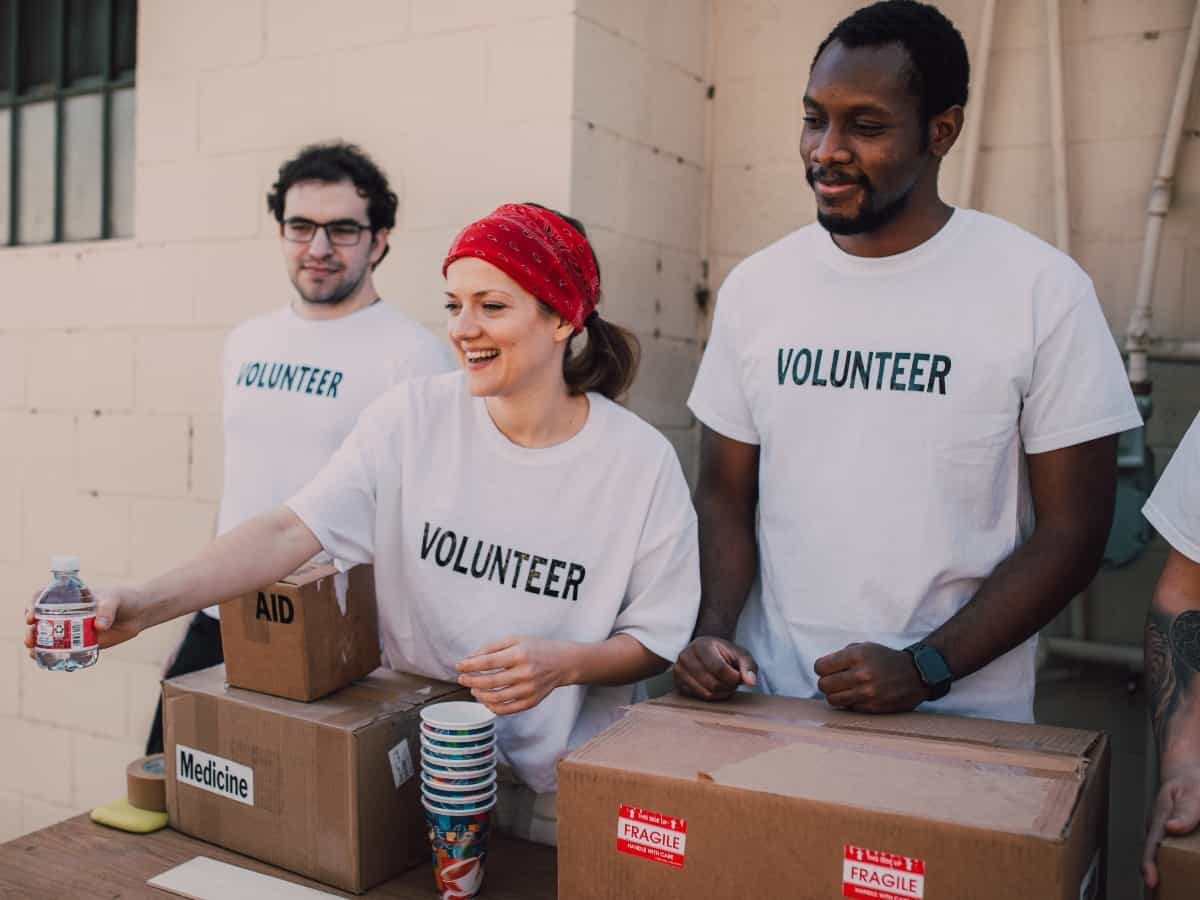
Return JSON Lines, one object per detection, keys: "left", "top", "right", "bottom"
{"left": 419, "top": 701, "right": 497, "bottom": 900}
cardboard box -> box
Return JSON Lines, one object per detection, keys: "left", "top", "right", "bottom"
{"left": 219, "top": 561, "right": 380, "bottom": 702}
{"left": 559, "top": 693, "right": 1110, "bottom": 900}
{"left": 163, "top": 664, "right": 467, "bottom": 893}
{"left": 1157, "top": 829, "right": 1200, "bottom": 900}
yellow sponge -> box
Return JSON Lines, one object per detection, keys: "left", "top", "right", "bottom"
{"left": 90, "top": 798, "right": 169, "bottom": 834}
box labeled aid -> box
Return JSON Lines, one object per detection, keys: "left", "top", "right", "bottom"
{"left": 163, "top": 664, "right": 467, "bottom": 893}
{"left": 558, "top": 693, "right": 1109, "bottom": 900}
{"left": 219, "top": 561, "right": 379, "bottom": 702}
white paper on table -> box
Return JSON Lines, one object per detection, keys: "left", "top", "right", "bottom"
{"left": 147, "top": 856, "right": 340, "bottom": 900}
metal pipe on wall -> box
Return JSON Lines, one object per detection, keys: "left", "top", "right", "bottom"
{"left": 1042, "top": 637, "right": 1144, "bottom": 672}
{"left": 1046, "top": 0, "right": 1071, "bottom": 254}
{"left": 1150, "top": 339, "right": 1200, "bottom": 362}
{"left": 1126, "top": 0, "right": 1200, "bottom": 387}
{"left": 957, "top": 0, "right": 997, "bottom": 207}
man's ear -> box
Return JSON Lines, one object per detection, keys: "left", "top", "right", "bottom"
{"left": 370, "top": 227, "right": 390, "bottom": 267}
{"left": 928, "top": 105, "right": 964, "bottom": 159}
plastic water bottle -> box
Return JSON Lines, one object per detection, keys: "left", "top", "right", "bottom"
{"left": 33, "top": 556, "right": 99, "bottom": 672}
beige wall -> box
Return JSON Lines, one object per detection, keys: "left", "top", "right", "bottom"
{"left": 573, "top": 0, "right": 711, "bottom": 479}
{"left": 3, "top": 0, "right": 1199, "bottom": 843}
{"left": 0, "top": 0, "right": 586, "bottom": 842}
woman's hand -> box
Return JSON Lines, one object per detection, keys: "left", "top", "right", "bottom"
{"left": 455, "top": 637, "right": 579, "bottom": 715}
{"left": 23, "top": 585, "right": 154, "bottom": 658}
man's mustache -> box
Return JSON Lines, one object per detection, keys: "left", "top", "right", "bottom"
{"left": 806, "top": 167, "right": 869, "bottom": 188}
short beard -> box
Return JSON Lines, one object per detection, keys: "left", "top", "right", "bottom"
{"left": 817, "top": 183, "right": 915, "bottom": 236}
{"left": 294, "top": 266, "right": 365, "bottom": 306}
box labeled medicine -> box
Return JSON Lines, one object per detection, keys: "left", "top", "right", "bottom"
{"left": 163, "top": 664, "right": 467, "bottom": 893}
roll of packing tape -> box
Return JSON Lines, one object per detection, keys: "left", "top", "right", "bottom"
{"left": 126, "top": 754, "right": 167, "bottom": 813}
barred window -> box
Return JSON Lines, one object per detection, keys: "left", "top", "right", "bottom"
{"left": 1, "top": 0, "right": 136, "bottom": 246}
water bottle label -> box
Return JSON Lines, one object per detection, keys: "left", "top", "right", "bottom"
{"left": 35, "top": 614, "right": 97, "bottom": 650}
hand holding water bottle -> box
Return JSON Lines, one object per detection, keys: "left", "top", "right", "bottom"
{"left": 24, "top": 557, "right": 151, "bottom": 667}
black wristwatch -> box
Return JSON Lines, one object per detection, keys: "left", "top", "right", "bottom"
{"left": 903, "top": 642, "right": 953, "bottom": 701}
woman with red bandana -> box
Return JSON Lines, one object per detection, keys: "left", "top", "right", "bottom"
{"left": 25, "top": 203, "right": 701, "bottom": 845}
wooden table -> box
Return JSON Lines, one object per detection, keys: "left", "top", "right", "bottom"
{"left": 0, "top": 815, "right": 557, "bottom": 899}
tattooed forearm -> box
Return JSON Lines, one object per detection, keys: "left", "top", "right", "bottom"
{"left": 1146, "top": 608, "right": 1200, "bottom": 749}
{"left": 1147, "top": 609, "right": 1177, "bottom": 747}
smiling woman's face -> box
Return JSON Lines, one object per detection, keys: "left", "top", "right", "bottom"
{"left": 444, "top": 256, "right": 573, "bottom": 399}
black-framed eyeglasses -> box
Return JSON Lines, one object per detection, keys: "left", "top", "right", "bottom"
{"left": 282, "top": 218, "right": 374, "bottom": 246}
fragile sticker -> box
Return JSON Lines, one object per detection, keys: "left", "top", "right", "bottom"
{"left": 843, "top": 845, "right": 925, "bottom": 900}
{"left": 388, "top": 739, "right": 415, "bottom": 788}
{"left": 616, "top": 804, "right": 686, "bottom": 868}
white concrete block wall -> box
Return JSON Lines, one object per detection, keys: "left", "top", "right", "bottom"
{"left": 6, "top": 0, "right": 1199, "bottom": 847}
{"left": 572, "top": 2, "right": 711, "bottom": 483}
{"left": 0, "top": 0, "right": 586, "bottom": 842}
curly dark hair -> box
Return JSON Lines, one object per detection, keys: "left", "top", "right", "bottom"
{"left": 266, "top": 142, "right": 398, "bottom": 263}
{"left": 812, "top": 0, "right": 970, "bottom": 126}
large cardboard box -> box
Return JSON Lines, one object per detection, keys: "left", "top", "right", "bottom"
{"left": 219, "top": 561, "right": 379, "bottom": 702}
{"left": 1157, "top": 829, "right": 1200, "bottom": 900}
{"left": 163, "top": 664, "right": 467, "bottom": 893}
{"left": 559, "top": 693, "right": 1109, "bottom": 900}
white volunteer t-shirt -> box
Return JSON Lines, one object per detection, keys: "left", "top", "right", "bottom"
{"left": 286, "top": 371, "right": 700, "bottom": 792}
{"left": 688, "top": 209, "right": 1142, "bottom": 723}
{"left": 206, "top": 302, "right": 454, "bottom": 616}
{"left": 1144, "top": 413, "right": 1200, "bottom": 563}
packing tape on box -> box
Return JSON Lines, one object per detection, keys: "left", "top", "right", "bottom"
{"left": 126, "top": 753, "right": 167, "bottom": 812}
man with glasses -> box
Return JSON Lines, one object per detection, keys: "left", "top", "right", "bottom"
{"left": 145, "top": 142, "right": 453, "bottom": 754}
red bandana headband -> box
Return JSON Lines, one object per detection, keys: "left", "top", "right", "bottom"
{"left": 442, "top": 203, "right": 601, "bottom": 333}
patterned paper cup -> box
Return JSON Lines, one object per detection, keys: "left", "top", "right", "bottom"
{"left": 421, "top": 773, "right": 498, "bottom": 797}
{"left": 421, "top": 787, "right": 498, "bottom": 811}
{"left": 423, "top": 796, "right": 497, "bottom": 817}
{"left": 421, "top": 750, "right": 497, "bottom": 771}
{"left": 421, "top": 723, "right": 495, "bottom": 743}
{"left": 421, "top": 733, "right": 496, "bottom": 752}
{"left": 423, "top": 790, "right": 498, "bottom": 815}
{"left": 421, "top": 701, "right": 497, "bottom": 735}
{"left": 421, "top": 739, "right": 497, "bottom": 760}
{"left": 421, "top": 765, "right": 495, "bottom": 786}
{"left": 425, "top": 805, "right": 491, "bottom": 900}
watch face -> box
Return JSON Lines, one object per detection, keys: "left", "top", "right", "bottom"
{"left": 909, "top": 644, "right": 952, "bottom": 698}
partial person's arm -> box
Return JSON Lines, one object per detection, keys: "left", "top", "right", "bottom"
{"left": 815, "top": 434, "right": 1118, "bottom": 711}
{"left": 456, "top": 634, "right": 668, "bottom": 715}
{"left": 24, "top": 507, "right": 320, "bottom": 652}
{"left": 672, "top": 427, "right": 762, "bottom": 700}
{"left": 1142, "top": 548, "right": 1200, "bottom": 890}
